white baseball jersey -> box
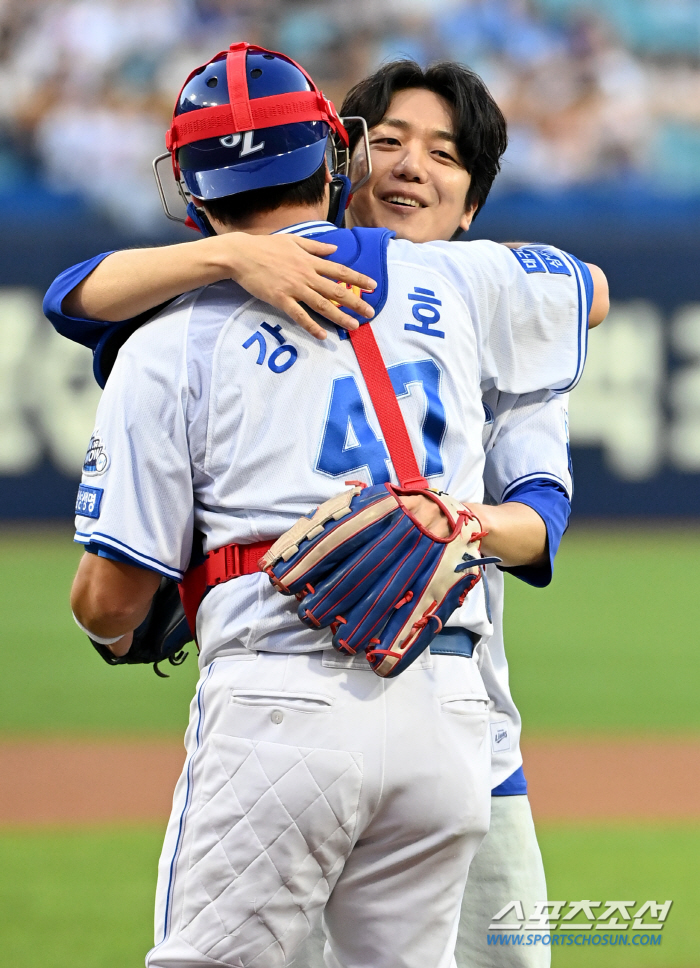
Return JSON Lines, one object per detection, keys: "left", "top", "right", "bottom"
{"left": 74, "top": 221, "right": 589, "bottom": 668}
{"left": 480, "top": 388, "right": 572, "bottom": 789}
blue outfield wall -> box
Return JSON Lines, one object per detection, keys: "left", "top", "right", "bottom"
{"left": 1, "top": 188, "right": 699, "bottom": 519}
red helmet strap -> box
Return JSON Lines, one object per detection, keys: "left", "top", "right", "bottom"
{"left": 227, "top": 44, "right": 254, "bottom": 131}
{"left": 166, "top": 42, "right": 348, "bottom": 181}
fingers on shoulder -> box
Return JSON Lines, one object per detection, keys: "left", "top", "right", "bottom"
{"left": 319, "top": 259, "right": 376, "bottom": 293}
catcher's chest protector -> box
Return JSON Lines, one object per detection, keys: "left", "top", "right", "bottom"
{"left": 316, "top": 226, "right": 395, "bottom": 322}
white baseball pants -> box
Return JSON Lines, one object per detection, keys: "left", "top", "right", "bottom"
{"left": 295, "top": 794, "right": 549, "bottom": 968}
{"left": 147, "top": 649, "right": 491, "bottom": 968}
{"left": 457, "top": 794, "right": 549, "bottom": 967}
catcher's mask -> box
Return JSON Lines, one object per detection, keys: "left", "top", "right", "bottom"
{"left": 153, "top": 41, "right": 371, "bottom": 232}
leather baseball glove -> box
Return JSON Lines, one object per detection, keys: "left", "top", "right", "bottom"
{"left": 261, "top": 483, "right": 499, "bottom": 677}
{"left": 88, "top": 577, "right": 192, "bottom": 677}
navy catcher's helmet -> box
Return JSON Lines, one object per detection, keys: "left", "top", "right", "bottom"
{"left": 160, "top": 42, "right": 349, "bottom": 231}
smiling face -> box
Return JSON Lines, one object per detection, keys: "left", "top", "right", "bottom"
{"left": 346, "top": 87, "right": 477, "bottom": 243}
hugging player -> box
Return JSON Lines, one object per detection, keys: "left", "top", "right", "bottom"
{"left": 50, "top": 47, "right": 607, "bottom": 968}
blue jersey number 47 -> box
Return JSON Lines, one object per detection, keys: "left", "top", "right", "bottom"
{"left": 316, "top": 359, "right": 446, "bottom": 484}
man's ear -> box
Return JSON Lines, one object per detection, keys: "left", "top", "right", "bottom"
{"left": 324, "top": 160, "right": 333, "bottom": 184}
{"left": 459, "top": 202, "right": 478, "bottom": 233}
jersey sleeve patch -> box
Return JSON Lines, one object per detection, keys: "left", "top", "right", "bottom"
{"left": 529, "top": 246, "right": 572, "bottom": 276}
{"left": 510, "top": 247, "right": 546, "bottom": 273}
{"left": 82, "top": 431, "right": 109, "bottom": 475}
{"left": 75, "top": 484, "right": 103, "bottom": 519}
{"left": 511, "top": 246, "right": 572, "bottom": 276}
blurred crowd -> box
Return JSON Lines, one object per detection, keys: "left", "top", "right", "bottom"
{"left": 1, "top": 0, "right": 700, "bottom": 230}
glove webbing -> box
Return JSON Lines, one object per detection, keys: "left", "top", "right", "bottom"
{"left": 348, "top": 323, "right": 428, "bottom": 489}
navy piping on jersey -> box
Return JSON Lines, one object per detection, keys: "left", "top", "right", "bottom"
{"left": 492, "top": 764, "right": 528, "bottom": 796}
{"left": 74, "top": 531, "right": 183, "bottom": 581}
{"left": 501, "top": 477, "right": 571, "bottom": 588}
{"left": 275, "top": 220, "right": 338, "bottom": 237}
{"left": 158, "top": 660, "right": 217, "bottom": 947}
{"left": 556, "top": 251, "right": 592, "bottom": 393}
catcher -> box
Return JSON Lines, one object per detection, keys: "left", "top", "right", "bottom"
{"left": 56, "top": 51, "right": 608, "bottom": 968}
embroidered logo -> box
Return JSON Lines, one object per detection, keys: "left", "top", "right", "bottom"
{"left": 490, "top": 721, "right": 511, "bottom": 752}
{"left": 83, "top": 432, "right": 109, "bottom": 475}
{"left": 511, "top": 246, "right": 572, "bottom": 276}
{"left": 75, "top": 484, "right": 103, "bottom": 519}
{"left": 511, "top": 248, "right": 546, "bottom": 273}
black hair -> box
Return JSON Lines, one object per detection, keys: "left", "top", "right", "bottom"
{"left": 340, "top": 60, "right": 508, "bottom": 217}
{"left": 201, "top": 161, "right": 326, "bottom": 226}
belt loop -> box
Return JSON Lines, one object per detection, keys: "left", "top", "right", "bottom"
{"left": 222, "top": 543, "right": 239, "bottom": 580}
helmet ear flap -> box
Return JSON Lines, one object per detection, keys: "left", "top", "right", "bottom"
{"left": 327, "top": 175, "right": 352, "bottom": 227}
{"left": 185, "top": 201, "right": 215, "bottom": 237}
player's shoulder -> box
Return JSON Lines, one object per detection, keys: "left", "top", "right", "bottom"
{"left": 387, "top": 237, "right": 513, "bottom": 276}
{"left": 125, "top": 280, "right": 249, "bottom": 354}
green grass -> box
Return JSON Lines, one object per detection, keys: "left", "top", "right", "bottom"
{"left": 0, "top": 531, "right": 199, "bottom": 736}
{"left": 503, "top": 526, "right": 700, "bottom": 735}
{"left": 0, "top": 826, "right": 162, "bottom": 968}
{"left": 0, "top": 823, "right": 697, "bottom": 967}
{"left": 2, "top": 527, "right": 700, "bottom": 736}
{"left": 538, "top": 823, "right": 700, "bottom": 967}
{"left": 2, "top": 529, "right": 698, "bottom": 966}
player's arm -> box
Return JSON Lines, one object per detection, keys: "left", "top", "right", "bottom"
{"left": 585, "top": 262, "right": 609, "bottom": 327}
{"left": 71, "top": 298, "right": 195, "bottom": 664}
{"left": 71, "top": 554, "right": 161, "bottom": 656}
{"left": 499, "top": 243, "right": 609, "bottom": 329}
{"left": 480, "top": 389, "right": 574, "bottom": 586}
{"left": 464, "top": 500, "right": 546, "bottom": 566}
{"left": 403, "top": 493, "right": 546, "bottom": 566}
{"left": 60, "top": 233, "right": 377, "bottom": 340}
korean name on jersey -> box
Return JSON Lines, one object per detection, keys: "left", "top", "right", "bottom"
{"left": 75, "top": 229, "right": 590, "bottom": 666}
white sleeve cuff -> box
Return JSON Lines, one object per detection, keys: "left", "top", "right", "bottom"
{"left": 72, "top": 612, "right": 125, "bottom": 646}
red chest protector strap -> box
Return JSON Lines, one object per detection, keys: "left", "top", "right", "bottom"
{"left": 179, "top": 318, "right": 427, "bottom": 636}
{"left": 179, "top": 539, "right": 275, "bottom": 638}
{"left": 348, "top": 322, "right": 428, "bottom": 490}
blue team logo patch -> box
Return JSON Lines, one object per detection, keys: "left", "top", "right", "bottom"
{"left": 511, "top": 248, "right": 546, "bottom": 274}
{"left": 536, "top": 248, "right": 571, "bottom": 276}
{"left": 83, "top": 431, "right": 109, "bottom": 475}
{"left": 75, "top": 484, "right": 103, "bottom": 519}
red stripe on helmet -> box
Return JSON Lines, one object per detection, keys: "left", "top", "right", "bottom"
{"left": 168, "top": 92, "right": 338, "bottom": 151}
{"left": 166, "top": 41, "right": 348, "bottom": 173}
{"left": 227, "top": 42, "right": 254, "bottom": 132}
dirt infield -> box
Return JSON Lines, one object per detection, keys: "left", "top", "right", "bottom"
{"left": 1, "top": 737, "right": 699, "bottom": 825}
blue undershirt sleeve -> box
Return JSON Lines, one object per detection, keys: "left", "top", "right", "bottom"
{"left": 501, "top": 477, "right": 571, "bottom": 588}
{"left": 43, "top": 253, "right": 116, "bottom": 348}
{"left": 491, "top": 764, "right": 528, "bottom": 796}
{"left": 83, "top": 541, "right": 164, "bottom": 574}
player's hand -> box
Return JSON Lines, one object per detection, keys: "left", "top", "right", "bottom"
{"left": 208, "top": 233, "right": 377, "bottom": 339}
{"left": 401, "top": 492, "right": 451, "bottom": 538}
{"left": 107, "top": 631, "right": 133, "bottom": 657}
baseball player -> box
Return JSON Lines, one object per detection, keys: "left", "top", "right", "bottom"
{"left": 51, "top": 54, "right": 607, "bottom": 968}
